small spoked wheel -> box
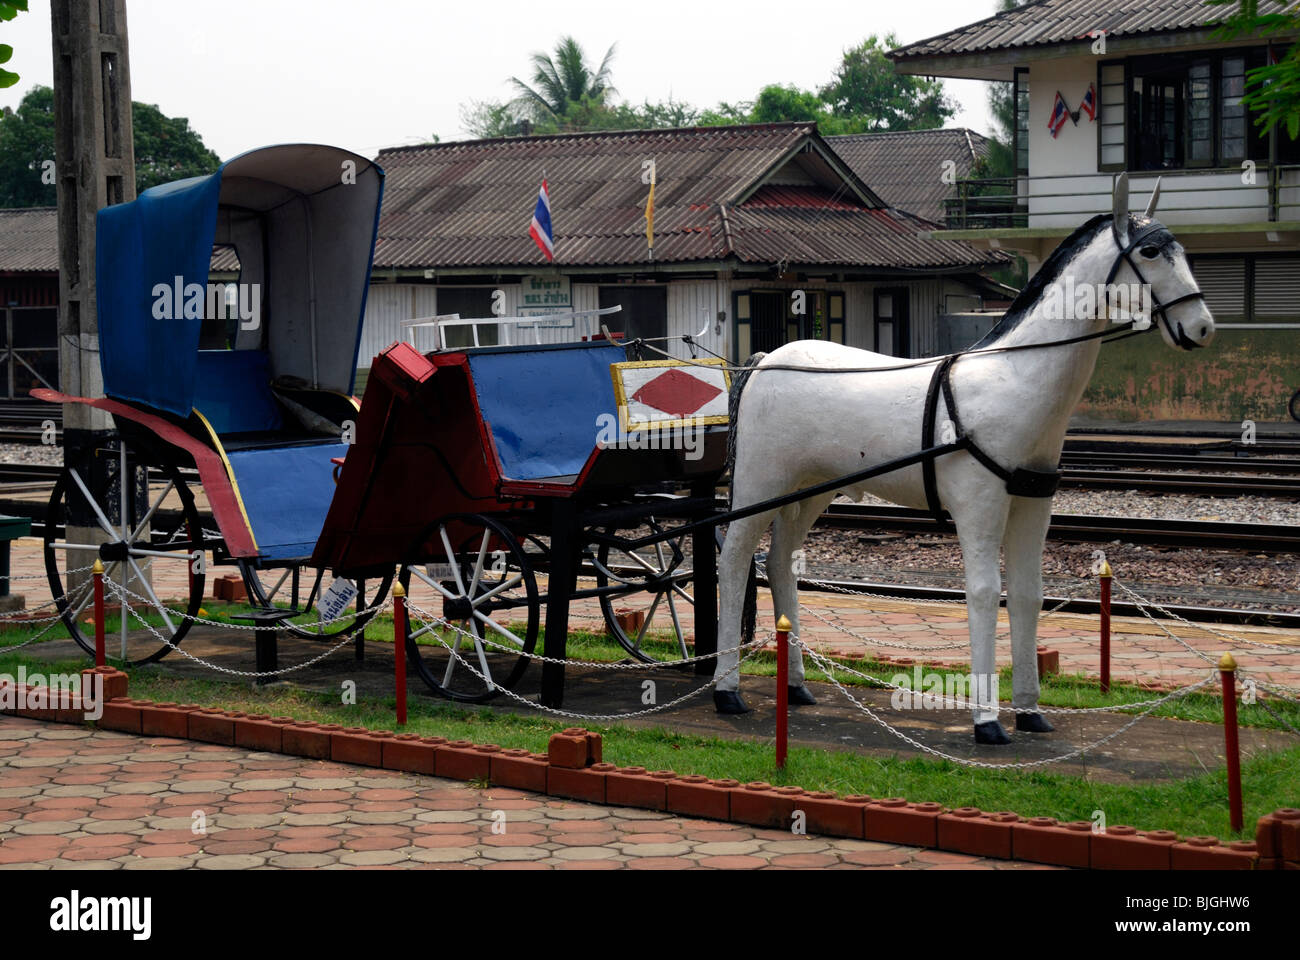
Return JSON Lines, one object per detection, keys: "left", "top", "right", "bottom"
{"left": 593, "top": 521, "right": 756, "bottom": 664}
{"left": 1289, "top": 388, "right": 1300, "bottom": 424}
{"left": 243, "top": 563, "right": 393, "bottom": 641}
{"left": 399, "top": 513, "right": 539, "bottom": 702}
{"left": 44, "top": 454, "right": 206, "bottom": 666}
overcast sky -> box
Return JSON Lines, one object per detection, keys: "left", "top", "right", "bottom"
{"left": 0, "top": 0, "right": 999, "bottom": 161}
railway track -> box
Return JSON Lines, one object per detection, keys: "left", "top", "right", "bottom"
{"left": 4, "top": 461, "right": 1298, "bottom": 497}
{"left": 816, "top": 502, "right": 1300, "bottom": 552}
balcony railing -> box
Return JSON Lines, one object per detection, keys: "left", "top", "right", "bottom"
{"left": 942, "top": 165, "right": 1300, "bottom": 231}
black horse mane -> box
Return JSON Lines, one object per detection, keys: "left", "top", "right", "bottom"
{"left": 972, "top": 213, "right": 1115, "bottom": 348}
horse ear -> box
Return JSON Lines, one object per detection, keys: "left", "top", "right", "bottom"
{"left": 1112, "top": 172, "right": 1130, "bottom": 245}
{"left": 1144, "top": 177, "right": 1162, "bottom": 218}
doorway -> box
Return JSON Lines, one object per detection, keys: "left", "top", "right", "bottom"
{"left": 873, "top": 287, "right": 910, "bottom": 358}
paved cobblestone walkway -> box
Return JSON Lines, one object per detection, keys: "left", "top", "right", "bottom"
{"left": 0, "top": 717, "right": 1054, "bottom": 870}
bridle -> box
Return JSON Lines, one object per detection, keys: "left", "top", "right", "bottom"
{"left": 1104, "top": 215, "right": 1208, "bottom": 350}
{"left": 919, "top": 212, "right": 1209, "bottom": 523}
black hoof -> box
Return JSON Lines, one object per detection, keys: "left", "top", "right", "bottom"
{"left": 974, "top": 720, "right": 1012, "bottom": 745}
{"left": 788, "top": 684, "right": 817, "bottom": 706}
{"left": 1016, "top": 711, "right": 1055, "bottom": 733}
{"left": 714, "top": 690, "right": 751, "bottom": 715}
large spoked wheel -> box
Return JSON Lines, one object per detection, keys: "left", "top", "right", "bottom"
{"left": 399, "top": 513, "right": 539, "bottom": 702}
{"left": 243, "top": 563, "right": 393, "bottom": 641}
{"left": 44, "top": 457, "right": 206, "bottom": 666}
{"left": 594, "top": 520, "right": 756, "bottom": 664}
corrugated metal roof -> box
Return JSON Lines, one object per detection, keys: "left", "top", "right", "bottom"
{"left": 0, "top": 210, "right": 243, "bottom": 275}
{"left": 374, "top": 123, "right": 1005, "bottom": 271}
{"left": 890, "top": 0, "right": 1244, "bottom": 61}
{"left": 0, "top": 208, "right": 58, "bottom": 272}
{"left": 827, "top": 129, "right": 991, "bottom": 223}
{"left": 0, "top": 125, "right": 1006, "bottom": 276}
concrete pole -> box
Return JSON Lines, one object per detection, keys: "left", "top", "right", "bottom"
{"left": 49, "top": 0, "right": 142, "bottom": 613}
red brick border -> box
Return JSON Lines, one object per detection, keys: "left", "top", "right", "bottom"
{"left": 1, "top": 672, "right": 1292, "bottom": 871}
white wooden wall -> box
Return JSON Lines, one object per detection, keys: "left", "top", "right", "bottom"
{"left": 356, "top": 275, "right": 980, "bottom": 370}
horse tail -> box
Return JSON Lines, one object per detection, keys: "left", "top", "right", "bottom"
{"left": 725, "top": 352, "right": 766, "bottom": 506}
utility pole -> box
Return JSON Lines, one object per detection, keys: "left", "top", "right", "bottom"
{"left": 49, "top": 0, "right": 139, "bottom": 599}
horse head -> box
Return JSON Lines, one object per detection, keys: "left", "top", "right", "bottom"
{"left": 1110, "top": 173, "right": 1216, "bottom": 351}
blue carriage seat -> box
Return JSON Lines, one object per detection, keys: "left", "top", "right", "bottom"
{"left": 192, "top": 349, "right": 347, "bottom": 561}
{"left": 467, "top": 343, "right": 625, "bottom": 483}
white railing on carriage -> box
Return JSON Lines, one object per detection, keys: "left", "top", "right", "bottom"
{"left": 400, "top": 304, "right": 624, "bottom": 351}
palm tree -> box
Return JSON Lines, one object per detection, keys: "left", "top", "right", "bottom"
{"left": 510, "top": 37, "right": 617, "bottom": 127}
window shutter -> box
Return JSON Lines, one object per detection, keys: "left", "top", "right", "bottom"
{"left": 1098, "top": 62, "right": 1126, "bottom": 171}
{"left": 1191, "top": 258, "right": 1247, "bottom": 321}
{"left": 1253, "top": 259, "right": 1300, "bottom": 321}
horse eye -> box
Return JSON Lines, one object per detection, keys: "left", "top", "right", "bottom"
{"left": 1140, "top": 245, "right": 1159, "bottom": 258}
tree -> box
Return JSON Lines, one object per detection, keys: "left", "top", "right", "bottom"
{"left": 0, "top": 1, "right": 29, "bottom": 90}
{"left": 131, "top": 101, "right": 222, "bottom": 193}
{"left": 820, "top": 34, "right": 956, "bottom": 131}
{"left": 1209, "top": 0, "right": 1300, "bottom": 141}
{"left": 510, "top": 36, "right": 617, "bottom": 127}
{"left": 0, "top": 85, "right": 220, "bottom": 207}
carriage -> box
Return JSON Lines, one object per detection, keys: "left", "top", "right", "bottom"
{"left": 38, "top": 143, "right": 392, "bottom": 664}
{"left": 36, "top": 142, "right": 749, "bottom": 701}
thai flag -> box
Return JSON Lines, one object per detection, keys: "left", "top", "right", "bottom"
{"left": 529, "top": 179, "right": 554, "bottom": 262}
{"left": 1080, "top": 83, "right": 1097, "bottom": 122}
{"left": 1048, "top": 91, "right": 1069, "bottom": 138}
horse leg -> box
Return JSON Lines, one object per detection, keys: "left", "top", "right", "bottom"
{"left": 950, "top": 495, "right": 1012, "bottom": 744}
{"left": 712, "top": 509, "right": 775, "bottom": 714}
{"left": 767, "top": 493, "right": 835, "bottom": 705}
{"left": 1004, "top": 497, "right": 1054, "bottom": 733}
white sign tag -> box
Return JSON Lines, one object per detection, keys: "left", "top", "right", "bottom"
{"left": 319, "top": 578, "right": 358, "bottom": 622}
{"left": 426, "top": 563, "right": 459, "bottom": 582}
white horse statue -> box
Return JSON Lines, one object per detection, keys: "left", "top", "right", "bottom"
{"left": 713, "top": 174, "right": 1215, "bottom": 743}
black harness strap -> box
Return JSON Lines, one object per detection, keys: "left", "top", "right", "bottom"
{"left": 921, "top": 356, "right": 957, "bottom": 528}
{"left": 922, "top": 355, "right": 1062, "bottom": 524}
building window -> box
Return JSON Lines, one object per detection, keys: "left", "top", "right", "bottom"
{"left": 1123, "top": 48, "right": 1268, "bottom": 171}
{"left": 1013, "top": 67, "right": 1030, "bottom": 177}
{"left": 732, "top": 288, "right": 844, "bottom": 360}
{"left": 436, "top": 287, "right": 500, "bottom": 348}
{"left": 598, "top": 285, "right": 667, "bottom": 342}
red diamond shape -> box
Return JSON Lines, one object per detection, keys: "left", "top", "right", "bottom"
{"left": 631, "top": 368, "right": 722, "bottom": 418}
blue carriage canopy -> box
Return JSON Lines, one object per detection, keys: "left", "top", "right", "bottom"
{"left": 95, "top": 144, "right": 384, "bottom": 418}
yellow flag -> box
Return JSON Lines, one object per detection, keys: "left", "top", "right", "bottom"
{"left": 645, "top": 178, "right": 655, "bottom": 251}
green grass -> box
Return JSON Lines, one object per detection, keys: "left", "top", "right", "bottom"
{"left": 3, "top": 606, "right": 1297, "bottom": 840}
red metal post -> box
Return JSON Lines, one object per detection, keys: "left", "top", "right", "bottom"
{"left": 92, "top": 559, "right": 106, "bottom": 668}
{"left": 393, "top": 583, "right": 407, "bottom": 727}
{"left": 775, "top": 614, "right": 790, "bottom": 770}
{"left": 1098, "top": 561, "right": 1112, "bottom": 694}
{"left": 1219, "top": 652, "right": 1243, "bottom": 833}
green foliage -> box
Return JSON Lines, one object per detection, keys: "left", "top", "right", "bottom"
{"left": 819, "top": 34, "right": 957, "bottom": 132}
{"left": 460, "top": 32, "right": 957, "bottom": 138}
{"left": 0, "top": 85, "right": 221, "bottom": 207}
{"left": 1208, "top": 0, "right": 1300, "bottom": 141}
{"left": 130, "top": 100, "right": 221, "bottom": 193}
{"left": 510, "top": 35, "right": 618, "bottom": 127}
{"left": 0, "top": 83, "right": 53, "bottom": 206}
{"left": 0, "top": 0, "right": 28, "bottom": 89}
